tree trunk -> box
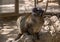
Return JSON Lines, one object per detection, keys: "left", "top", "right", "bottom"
{"left": 57, "top": 0, "right": 60, "bottom": 5}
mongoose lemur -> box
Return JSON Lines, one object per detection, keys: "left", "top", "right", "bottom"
{"left": 15, "top": 7, "right": 44, "bottom": 40}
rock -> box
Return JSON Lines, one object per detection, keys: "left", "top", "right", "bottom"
{"left": 41, "top": 26, "right": 49, "bottom": 33}
{"left": 41, "top": 15, "right": 60, "bottom": 36}
{"left": 50, "top": 16, "right": 59, "bottom": 23}
{"left": 44, "top": 17, "right": 50, "bottom": 25}
{"left": 54, "top": 21, "right": 60, "bottom": 32}
{"left": 49, "top": 16, "right": 60, "bottom": 32}
{"left": 49, "top": 25, "right": 55, "bottom": 36}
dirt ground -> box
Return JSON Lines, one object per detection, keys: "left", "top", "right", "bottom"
{"left": 0, "top": 18, "right": 18, "bottom": 42}
{"left": 0, "top": 15, "right": 60, "bottom": 42}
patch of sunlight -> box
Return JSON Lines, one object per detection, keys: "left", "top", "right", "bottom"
{"left": 1, "top": 29, "right": 14, "bottom": 35}
{"left": 43, "top": 0, "right": 47, "bottom": 2}
{"left": 0, "top": 4, "right": 14, "bottom": 7}
{"left": 48, "top": 3, "right": 59, "bottom": 6}
{"left": 6, "top": 38, "right": 15, "bottom": 42}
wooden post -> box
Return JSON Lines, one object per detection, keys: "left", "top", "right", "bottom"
{"left": 34, "top": 0, "right": 39, "bottom": 8}
{"left": 15, "top": 0, "right": 19, "bottom": 14}
{"left": 36, "top": 0, "right": 38, "bottom": 4}
{"left": 34, "top": 0, "right": 37, "bottom": 8}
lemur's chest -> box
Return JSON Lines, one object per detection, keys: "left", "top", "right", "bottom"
{"left": 25, "top": 15, "right": 44, "bottom": 33}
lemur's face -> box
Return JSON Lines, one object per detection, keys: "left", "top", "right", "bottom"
{"left": 32, "top": 7, "right": 44, "bottom": 17}
{"left": 32, "top": 7, "right": 44, "bottom": 23}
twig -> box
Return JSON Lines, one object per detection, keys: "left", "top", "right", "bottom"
{"left": 44, "top": 0, "right": 49, "bottom": 14}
